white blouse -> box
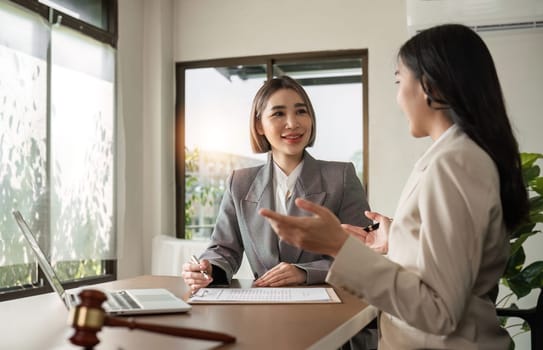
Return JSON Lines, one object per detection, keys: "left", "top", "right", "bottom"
{"left": 272, "top": 160, "right": 304, "bottom": 215}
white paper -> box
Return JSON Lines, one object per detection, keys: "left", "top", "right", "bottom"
{"left": 188, "top": 287, "right": 339, "bottom": 303}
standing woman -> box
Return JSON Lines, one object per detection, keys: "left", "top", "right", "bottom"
{"left": 182, "top": 75, "right": 371, "bottom": 292}
{"left": 260, "top": 24, "right": 529, "bottom": 349}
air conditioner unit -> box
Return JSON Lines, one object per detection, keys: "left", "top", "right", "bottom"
{"left": 406, "top": 0, "right": 543, "bottom": 35}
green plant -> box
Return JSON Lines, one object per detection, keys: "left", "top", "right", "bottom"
{"left": 499, "top": 152, "right": 543, "bottom": 342}
{"left": 184, "top": 147, "right": 224, "bottom": 239}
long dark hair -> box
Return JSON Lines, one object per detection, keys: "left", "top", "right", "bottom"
{"left": 398, "top": 24, "right": 528, "bottom": 231}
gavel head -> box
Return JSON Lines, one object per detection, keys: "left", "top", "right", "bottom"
{"left": 68, "top": 289, "right": 108, "bottom": 348}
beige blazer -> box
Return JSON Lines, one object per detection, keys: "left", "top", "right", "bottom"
{"left": 327, "top": 125, "right": 510, "bottom": 349}
{"left": 201, "top": 151, "right": 371, "bottom": 284}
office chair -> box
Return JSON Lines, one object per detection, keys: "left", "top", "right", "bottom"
{"left": 497, "top": 287, "right": 542, "bottom": 350}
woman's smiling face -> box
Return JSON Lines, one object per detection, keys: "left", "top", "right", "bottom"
{"left": 256, "top": 88, "right": 313, "bottom": 161}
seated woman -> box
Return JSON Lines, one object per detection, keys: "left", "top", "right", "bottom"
{"left": 182, "top": 75, "right": 371, "bottom": 291}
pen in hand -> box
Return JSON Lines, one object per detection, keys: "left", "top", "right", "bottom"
{"left": 363, "top": 222, "right": 380, "bottom": 232}
{"left": 190, "top": 255, "right": 210, "bottom": 280}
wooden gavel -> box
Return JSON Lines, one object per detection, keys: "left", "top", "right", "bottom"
{"left": 68, "top": 289, "right": 236, "bottom": 349}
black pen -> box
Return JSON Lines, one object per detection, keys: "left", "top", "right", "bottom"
{"left": 190, "top": 255, "right": 209, "bottom": 280}
{"left": 363, "top": 222, "right": 380, "bottom": 232}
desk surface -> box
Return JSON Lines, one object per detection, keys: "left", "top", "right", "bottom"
{"left": 0, "top": 275, "right": 376, "bottom": 350}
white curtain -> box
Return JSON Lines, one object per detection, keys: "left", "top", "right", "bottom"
{"left": 50, "top": 25, "right": 116, "bottom": 261}
{"left": 0, "top": 1, "right": 48, "bottom": 266}
{"left": 0, "top": 1, "right": 117, "bottom": 267}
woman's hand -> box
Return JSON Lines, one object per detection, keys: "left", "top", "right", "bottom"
{"left": 342, "top": 210, "right": 391, "bottom": 254}
{"left": 254, "top": 262, "right": 307, "bottom": 287}
{"left": 259, "top": 198, "right": 348, "bottom": 257}
{"left": 181, "top": 258, "right": 213, "bottom": 293}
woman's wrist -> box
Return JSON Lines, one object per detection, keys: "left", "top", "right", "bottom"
{"left": 329, "top": 231, "right": 349, "bottom": 257}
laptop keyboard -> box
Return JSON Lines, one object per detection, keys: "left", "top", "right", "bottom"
{"left": 68, "top": 290, "right": 142, "bottom": 311}
{"left": 107, "top": 291, "right": 141, "bottom": 311}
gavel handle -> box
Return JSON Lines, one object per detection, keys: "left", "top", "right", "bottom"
{"left": 104, "top": 316, "right": 236, "bottom": 344}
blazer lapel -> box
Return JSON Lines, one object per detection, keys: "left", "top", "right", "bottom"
{"left": 280, "top": 152, "right": 326, "bottom": 262}
{"left": 396, "top": 166, "right": 423, "bottom": 211}
{"left": 395, "top": 125, "right": 461, "bottom": 214}
{"left": 241, "top": 154, "right": 280, "bottom": 270}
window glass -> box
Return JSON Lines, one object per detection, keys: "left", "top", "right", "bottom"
{"left": 0, "top": 0, "right": 48, "bottom": 289}
{"left": 39, "top": 0, "right": 109, "bottom": 30}
{"left": 184, "top": 67, "right": 266, "bottom": 239}
{"left": 0, "top": 0, "right": 116, "bottom": 296}
{"left": 50, "top": 25, "right": 115, "bottom": 262}
{"left": 273, "top": 58, "right": 364, "bottom": 180}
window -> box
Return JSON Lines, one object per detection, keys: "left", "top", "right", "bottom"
{"left": 0, "top": 0, "right": 117, "bottom": 301}
{"left": 176, "top": 50, "right": 368, "bottom": 239}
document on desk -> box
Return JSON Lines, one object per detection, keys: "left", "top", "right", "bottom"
{"left": 188, "top": 287, "right": 341, "bottom": 304}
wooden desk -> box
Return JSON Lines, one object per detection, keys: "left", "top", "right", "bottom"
{"left": 0, "top": 275, "right": 377, "bottom": 349}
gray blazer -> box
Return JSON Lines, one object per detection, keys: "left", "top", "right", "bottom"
{"left": 200, "top": 151, "right": 371, "bottom": 284}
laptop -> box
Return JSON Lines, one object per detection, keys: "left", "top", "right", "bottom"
{"left": 13, "top": 210, "right": 191, "bottom": 315}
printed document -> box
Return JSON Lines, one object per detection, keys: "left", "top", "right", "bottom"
{"left": 188, "top": 287, "right": 341, "bottom": 304}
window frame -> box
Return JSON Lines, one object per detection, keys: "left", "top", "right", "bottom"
{"left": 175, "top": 49, "right": 369, "bottom": 239}
{"left": 9, "top": 0, "right": 118, "bottom": 47}
{"left": 0, "top": 0, "right": 118, "bottom": 302}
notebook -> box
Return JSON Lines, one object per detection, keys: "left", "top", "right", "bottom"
{"left": 13, "top": 210, "right": 191, "bottom": 315}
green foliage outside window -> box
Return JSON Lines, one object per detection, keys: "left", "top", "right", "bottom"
{"left": 184, "top": 147, "right": 225, "bottom": 239}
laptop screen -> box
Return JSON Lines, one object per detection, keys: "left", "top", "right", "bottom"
{"left": 12, "top": 211, "right": 70, "bottom": 307}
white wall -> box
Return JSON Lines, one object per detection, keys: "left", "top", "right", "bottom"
{"left": 117, "top": 0, "right": 176, "bottom": 277}
{"left": 140, "top": 0, "right": 175, "bottom": 278}
{"left": 484, "top": 29, "right": 543, "bottom": 154}
{"left": 117, "top": 1, "right": 543, "bottom": 295}
{"left": 117, "top": 0, "right": 145, "bottom": 278}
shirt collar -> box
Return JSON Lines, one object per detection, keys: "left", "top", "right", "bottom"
{"left": 273, "top": 160, "right": 304, "bottom": 192}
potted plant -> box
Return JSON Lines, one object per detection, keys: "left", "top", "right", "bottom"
{"left": 498, "top": 152, "right": 543, "bottom": 349}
